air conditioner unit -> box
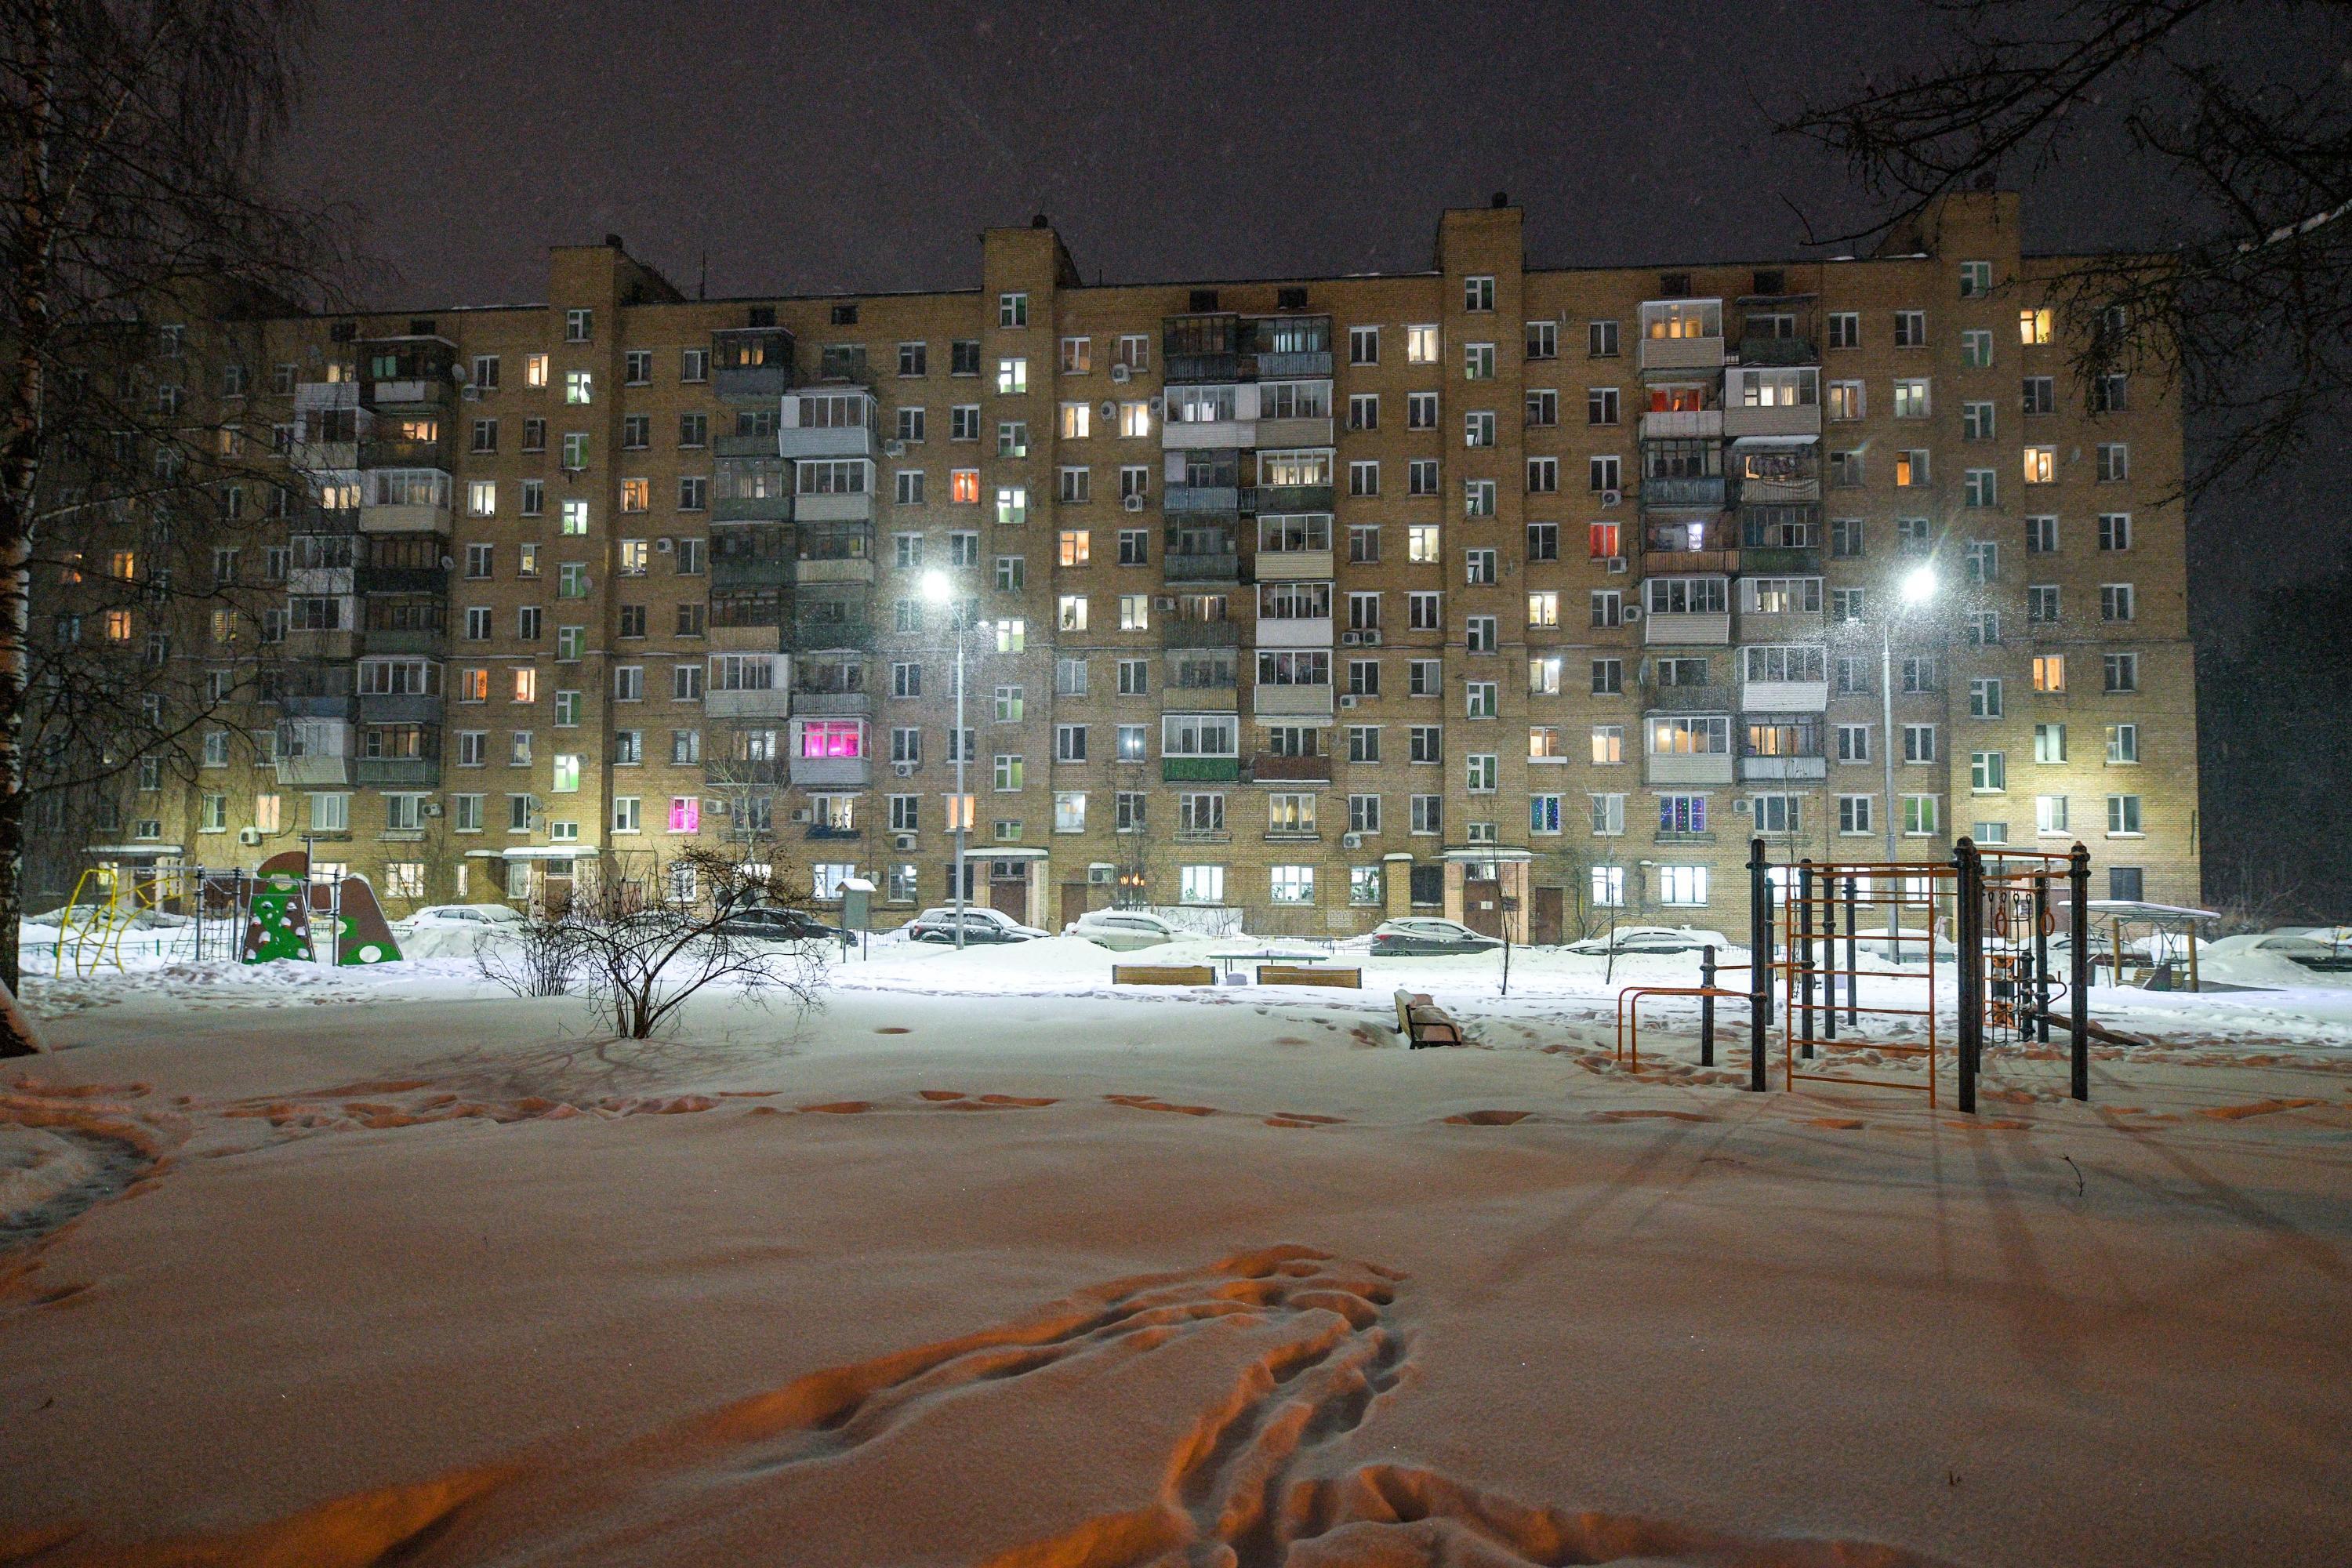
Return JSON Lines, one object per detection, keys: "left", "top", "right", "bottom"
{"left": 1148, "top": 395, "right": 1163, "bottom": 416}
{"left": 709, "top": 798, "right": 731, "bottom": 815}
{"left": 1340, "top": 630, "right": 1363, "bottom": 646}
{"left": 1110, "top": 364, "right": 1132, "bottom": 383}
{"left": 423, "top": 801, "right": 445, "bottom": 818}
{"left": 895, "top": 833, "right": 916, "bottom": 851}
{"left": 1606, "top": 557, "right": 1628, "bottom": 575}
{"left": 236, "top": 826, "right": 264, "bottom": 846}
{"left": 1361, "top": 630, "right": 1382, "bottom": 645}
{"left": 882, "top": 438, "right": 906, "bottom": 457}
{"left": 1733, "top": 798, "right": 1754, "bottom": 815}
{"left": 460, "top": 385, "right": 482, "bottom": 401}
{"left": 1122, "top": 493, "right": 1145, "bottom": 512}
{"left": 893, "top": 760, "right": 916, "bottom": 777}
{"left": 1152, "top": 594, "right": 1175, "bottom": 610}
{"left": 1339, "top": 693, "right": 1360, "bottom": 709}
{"left": 1341, "top": 833, "right": 1363, "bottom": 849}
{"left": 1624, "top": 606, "right": 1645, "bottom": 622}
{"left": 655, "top": 536, "right": 674, "bottom": 553}
{"left": 1602, "top": 488, "right": 1623, "bottom": 506}
{"left": 1098, "top": 400, "right": 1117, "bottom": 422}
{"left": 790, "top": 808, "right": 811, "bottom": 823}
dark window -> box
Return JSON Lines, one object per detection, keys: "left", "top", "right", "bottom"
{"left": 2107, "top": 867, "right": 2143, "bottom": 902}
{"left": 1189, "top": 289, "right": 1218, "bottom": 312}
{"left": 1410, "top": 866, "right": 1444, "bottom": 907}
{"left": 407, "top": 318, "right": 436, "bottom": 336}
{"left": 1659, "top": 272, "right": 1691, "bottom": 297}
{"left": 1751, "top": 270, "right": 1784, "bottom": 296}
{"left": 830, "top": 303, "right": 858, "bottom": 325}
{"left": 1277, "top": 287, "right": 1306, "bottom": 310}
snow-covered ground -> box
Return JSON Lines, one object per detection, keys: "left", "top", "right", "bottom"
{"left": 3, "top": 935, "right": 2350, "bottom": 1565}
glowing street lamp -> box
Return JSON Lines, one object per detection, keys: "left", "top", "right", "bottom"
{"left": 1881, "top": 566, "right": 1940, "bottom": 948}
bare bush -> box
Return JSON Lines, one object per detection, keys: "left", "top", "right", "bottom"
{"left": 483, "top": 846, "right": 823, "bottom": 1039}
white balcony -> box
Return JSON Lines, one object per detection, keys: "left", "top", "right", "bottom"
{"left": 1254, "top": 548, "right": 1334, "bottom": 581}
{"left": 1642, "top": 612, "right": 1730, "bottom": 646}
{"left": 1251, "top": 684, "right": 1336, "bottom": 720}
{"left": 788, "top": 755, "right": 869, "bottom": 789}
{"left": 706, "top": 688, "right": 793, "bottom": 720}
{"left": 778, "top": 423, "right": 873, "bottom": 460}
{"left": 1639, "top": 336, "right": 1725, "bottom": 372}
{"left": 358, "top": 502, "right": 452, "bottom": 534}
{"left": 1162, "top": 419, "right": 1255, "bottom": 451}
{"left": 1740, "top": 756, "right": 1828, "bottom": 782}
{"left": 1254, "top": 616, "right": 1334, "bottom": 648}
{"left": 1639, "top": 409, "right": 1722, "bottom": 441}
{"left": 1722, "top": 402, "right": 1823, "bottom": 439}
{"left": 793, "top": 492, "right": 873, "bottom": 524}
{"left": 368, "top": 378, "right": 440, "bottom": 407}
{"left": 1738, "top": 610, "right": 1827, "bottom": 643}
{"left": 1739, "top": 678, "right": 1830, "bottom": 712}
{"left": 1645, "top": 753, "right": 1735, "bottom": 786}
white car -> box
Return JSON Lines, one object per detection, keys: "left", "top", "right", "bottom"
{"left": 1067, "top": 909, "right": 1181, "bottom": 951}
{"left": 1563, "top": 925, "right": 1736, "bottom": 958}
{"left": 394, "top": 903, "right": 530, "bottom": 935}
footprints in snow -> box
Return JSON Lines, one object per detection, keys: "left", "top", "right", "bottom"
{"left": 53, "top": 1245, "right": 1952, "bottom": 1567}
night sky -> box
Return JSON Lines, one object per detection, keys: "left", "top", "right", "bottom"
{"left": 276, "top": 0, "right": 2341, "bottom": 625}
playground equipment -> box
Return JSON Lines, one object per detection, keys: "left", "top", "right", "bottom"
{"left": 45, "top": 853, "right": 403, "bottom": 975}
{"left": 1618, "top": 837, "right": 2094, "bottom": 1113}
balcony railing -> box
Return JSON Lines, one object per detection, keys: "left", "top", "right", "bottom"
{"left": 1639, "top": 409, "right": 1722, "bottom": 441}
{"left": 791, "top": 690, "right": 870, "bottom": 716}
{"left": 354, "top": 757, "right": 440, "bottom": 786}
{"left": 358, "top": 437, "right": 454, "bottom": 470}
{"left": 1165, "top": 485, "right": 1245, "bottom": 515}
{"left": 713, "top": 494, "right": 792, "bottom": 524}
{"left": 1165, "top": 551, "right": 1241, "bottom": 583}
{"left": 1257, "top": 350, "right": 1333, "bottom": 378}
{"left": 1740, "top": 754, "right": 1828, "bottom": 782}
{"left": 358, "top": 691, "right": 441, "bottom": 725}
{"left": 1256, "top": 483, "right": 1334, "bottom": 513}
{"left": 1640, "top": 475, "right": 1727, "bottom": 509}
{"left": 1163, "top": 757, "right": 1240, "bottom": 783}
{"left": 1639, "top": 681, "right": 1724, "bottom": 713}
{"left": 361, "top": 626, "right": 446, "bottom": 658}
{"left": 355, "top": 564, "right": 446, "bottom": 596}
{"left": 1737, "top": 336, "right": 1817, "bottom": 366}
{"left": 1163, "top": 620, "right": 1240, "bottom": 648}
{"left": 787, "top": 755, "right": 869, "bottom": 788}
{"left": 789, "top": 618, "right": 874, "bottom": 652}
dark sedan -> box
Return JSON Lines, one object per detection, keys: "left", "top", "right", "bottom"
{"left": 715, "top": 907, "right": 844, "bottom": 943}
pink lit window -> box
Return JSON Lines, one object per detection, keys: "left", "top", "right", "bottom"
{"left": 801, "top": 720, "right": 862, "bottom": 759}
{"left": 668, "top": 796, "right": 700, "bottom": 833}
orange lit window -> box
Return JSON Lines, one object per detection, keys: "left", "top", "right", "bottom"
{"left": 457, "top": 668, "right": 488, "bottom": 702}
{"left": 513, "top": 668, "right": 538, "bottom": 704}
{"left": 950, "top": 468, "right": 980, "bottom": 504}
{"left": 103, "top": 608, "right": 132, "bottom": 641}
{"left": 1588, "top": 522, "right": 1621, "bottom": 559}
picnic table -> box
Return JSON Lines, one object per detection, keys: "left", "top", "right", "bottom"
{"left": 1204, "top": 948, "right": 1339, "bottom": 982}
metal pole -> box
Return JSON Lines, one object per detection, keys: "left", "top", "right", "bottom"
{"left": 2069, "top": 843, "right": 2091, "bottom": 1101}
{"left": 1822, "top": 873, "right": 1838, "bottom": 1041}
{"left": 1798, "top": 858, "right": 1816, "bottom": 1058}
{"left": 1748, "top": 837, "right": 1770, "bottom": 1092}
{"left": 1878, "top": 617, "right": 1900, "bottom": 951}
{"left": 2112, "top": 915, "right": 2126, "bottom": 989}
{"left": 1844, "top": 873, "right": 1859, "bottom": 1025}
{"left": 1700, "top": 944, "right": 1716, "bottom": 1067}
{"left": 1955, "top": 837, "right": 1982, "bottom": 1114}
{"left": 953, "top": 616, "right": 968, "bottom": 950}
{"left": 2033, "top": 872, "right": 2052, "bottom": 1044}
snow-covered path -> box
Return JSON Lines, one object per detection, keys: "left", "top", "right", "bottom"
{"left": 3, "top": 970, "right": 2349, "bottom": 1566}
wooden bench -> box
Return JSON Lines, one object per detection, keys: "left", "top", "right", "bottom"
{"left": 1395, "top": 989, "right": 1465, "bottom": 1049}
{"left": 1112, "top": 964, "right": 1216, "bottom": 987}
{"left": 1258, "top": 964, "right": 1362, "bottom": 989}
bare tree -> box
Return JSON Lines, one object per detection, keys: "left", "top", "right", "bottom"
{"left": 1782, "top": 0, "right": 2352, "bottom": 499}
{"left": 0, "top": 0, "right": 347, "bottom": 1051}
{"left": 490, "top": 844, "right": 824, "bottom": 1040}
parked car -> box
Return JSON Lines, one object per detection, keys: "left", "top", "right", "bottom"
{"left": 905, "top": 906, "right": 1051, "bottom": 944}
{"left": 1369, "top": 917, "right": 1503, "bottom": 957}
{"left": 1563, "top": 925, "right": 1735, "bottom": 958}
{"left": 1067, "top": 909, "right": 1181, "bottom": 950}
{"left": 394, "top": 903, "right": 529, "bottom": 934}
{"left": 713, "top": 906, "right": 844, "bottom": 944}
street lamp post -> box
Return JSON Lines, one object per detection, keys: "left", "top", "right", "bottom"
{"left": 923, "top": 572, "right": 970, "bottom": 950}
{"left": 1880, "top": 566, "right": 1940, "bottom": 952}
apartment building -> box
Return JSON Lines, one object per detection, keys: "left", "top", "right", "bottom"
{"left": 85, "top": 189, "right": 2197, "bottom": 940}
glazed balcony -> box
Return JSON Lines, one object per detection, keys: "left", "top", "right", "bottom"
{"left": 705, "top": 687, "right": 793, "bottom": 720}
{"left": 1252, "top": 547, "right": 1334, "bottom": 582}
{"left": 1256, "top": 483, "right": 1333, "bottom": 513}
{"left": 791, "top": 690, "right": 871, "bottom": 717}
{"left": 710, "top": 552, "right": 794, "bottom": 590}
{"left": 1645, "top": 752, "right": 1736, "bottom": 786}
{"left": 358, "top": 691, "right": 442, "bottom": 726}
{"left": 712, "top": 327, "right": 797, "bottom": 399}
{"left": 787, "top": 755, "right": 869, "bottom": 789}
{"left": 1740, "top": 754, "right": 1828, "bottom": 782}
{"left": 355, "top": 757, "right": 441, "bottom": 787}
{"left": 1247, "top": 751, "right": 1334, "bottom": 784}
{"left": 1639, "top": 474, "right": 1727, "bottom": 510}
{"left": 1250, "top": 684, "right": 1336, "bottom": 720}
{"left": 1639, "top": 409, "right": 1722, "bottom": 441}
{"left": 1164, "top": 550, "right": 1242, "bottom": 584}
